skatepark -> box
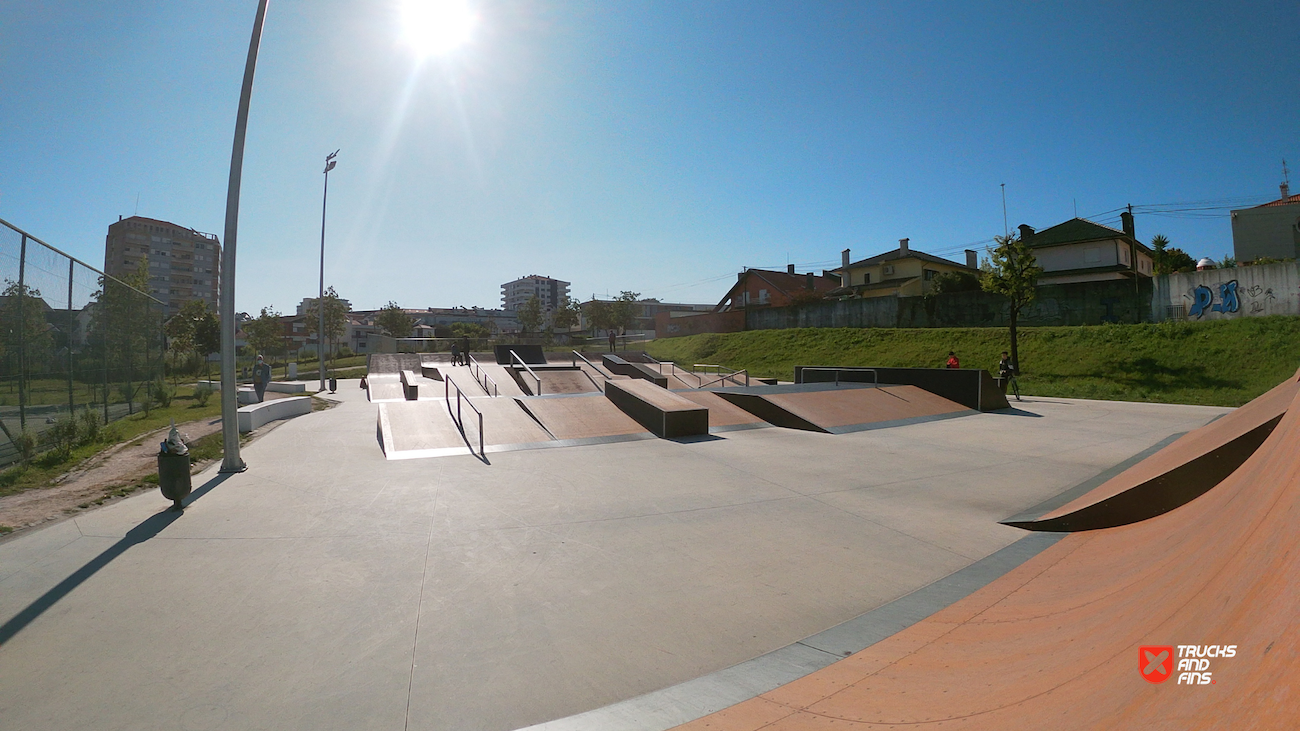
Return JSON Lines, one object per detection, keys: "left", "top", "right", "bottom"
{"left": 0, "top": 350, "right": 1295, "bottom": 729}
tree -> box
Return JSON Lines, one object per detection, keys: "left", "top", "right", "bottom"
{"left": 89, "top": 260, "right": 161, "bottom": 413}
{"left": 1, "top": 280, "right": 53, "bottom": 375}
{"left": 303, "top": 286, "right": 349, "bottom": 359}
{"left": 927, "top": 270, "right": 982, "bottom": 296}
{"left": 167, "top": 299, "right": 220, "bottom": 382}
{"left": 375, "top": 301, "right": 414, "bottom": 338}
{"left": 610, "top": 291, "right": 641, "bottom": 334}
{"left": 551, "top": 295, "right": 581, "bottom": 331}
{"left": 516, "top": 295, "right": 543, "bottom": 335}
{"left": 1150, "top": 234, "right": 1196, "bottom": 275}
{"left": 243, "top": 307, "right": 284, "bottom": 362}
{"left": 450, "top": 321, "right": 490, "bottom": 339}
{"left": 981, "top": 234, "right": 1042, "bottom": 376}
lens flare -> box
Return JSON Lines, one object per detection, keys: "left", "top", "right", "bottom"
{"left": 400, "top": 0, "right": 477, "bottom": 57}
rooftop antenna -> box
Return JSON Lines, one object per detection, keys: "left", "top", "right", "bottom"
{"left": 1284, "top": 159, "right": 1291, "bottom": 187}
{"left": 1000, "top": 183, "right": 1008, "bottom": 237}
{"left": 134, "top": 192, "right": 140, "bottom": 216}
{"left": 1073, "top": 198, "right": 1078, "bottom": 218}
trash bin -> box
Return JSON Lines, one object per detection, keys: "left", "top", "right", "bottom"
{"left": 157, "top": 421, "right": 191, "bottom": 511}
{"left": 329, "top": 376, "right": 337, "bottom": 393}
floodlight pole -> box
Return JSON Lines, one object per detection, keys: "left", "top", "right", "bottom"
{"left": 218, "top": 0, "right": 270, "bottom": 474}
{"left": 319, "top": 150, "right": 338, "bottom": 392}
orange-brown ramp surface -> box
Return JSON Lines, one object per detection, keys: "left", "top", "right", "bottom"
{"left": 515, "top": 394, "right": 650, "bottom": 441}
{"left": 1007, "top": 368, "right": 1300, "bottom": 532}
{"left": 672, "top": 390, "right": 769, "bottom": 431}
{"left": 675, "top": 383, "right": 1300, "bottom": 731}
{"left": 716, "top": 383, "right": 972, "bottom": 433}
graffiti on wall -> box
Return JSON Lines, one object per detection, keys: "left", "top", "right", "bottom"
{"left": 1185, "top": 279, "right": 1281, "bottom": 319}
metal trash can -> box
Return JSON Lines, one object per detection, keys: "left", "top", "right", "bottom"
{"left": 157, "top": 422, "right": 191, "bottom": 511}
{"left": 329, "top": 376, "right": 337, "bottom": 393}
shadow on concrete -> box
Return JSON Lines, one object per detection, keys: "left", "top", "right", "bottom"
{"left": 0, "top": 471, "right": 233, "bottom": 647}
{"left": 994, "top": 407, "right": 1044, "bottom": 418}
{"left": 668, "top": 434, "right": 726, "bottom": 445}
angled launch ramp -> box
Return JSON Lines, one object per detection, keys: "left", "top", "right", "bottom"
{"left": 713, "top": 382, "right": 974, "bottom": 434}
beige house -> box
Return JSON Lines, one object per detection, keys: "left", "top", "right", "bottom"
{"left": 832, "top": 239, "right": 979, "bottom": 298}
{"left": 1018, "top": 212, "right": 1154, "bottom": 284}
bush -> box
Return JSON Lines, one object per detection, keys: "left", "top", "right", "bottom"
{"left": 79, "top": 406, "right": 102, "bottom": 445}
{"left": 336, "top": 345, "right": 354, "bottom": 358}
{"left": 46, "top": 413, "right": 80, "bottom": 459}
{"left": 150, "top": 379, "right": 174, "bottom": 408}
{"left": 194, "top": 385, "right": 213, "bottom": 407}
{"left": 14, "top": 428, "right": 37, "bottom": 463}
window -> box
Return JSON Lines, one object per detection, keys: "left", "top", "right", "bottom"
{"left": 758, "top": 289, "right": 769, "bottom": 304}
{"left": 883, "top": 264, "right": 895, "bottom": 276}
{"left": 862, "top": 273, "right": 870, "bottom": 284}
{"left": 923, "top": 270, "right": 936, "bottom": 281}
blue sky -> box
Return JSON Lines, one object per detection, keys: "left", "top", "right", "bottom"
{"left": 2, "top": 0, "right": 1296, "bottom": 313}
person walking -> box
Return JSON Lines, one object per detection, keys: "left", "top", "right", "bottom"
{"left": 945, "top": 351, "right": 960, "bottom": 369}
{"left": 460, "top": 337, "right": 471, "bottom": 366}
{"left": 252, "top": 354, "right": 272, "bottom": 402}
{"left": 450, "top": 341, "right": 461, "bottom": 367}
{"left": 998, "top": 350, "right": 1021, "bottom": 401}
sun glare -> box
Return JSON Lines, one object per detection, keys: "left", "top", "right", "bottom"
{"left": 400, "top": 0, "right": 477, "bottom": 57}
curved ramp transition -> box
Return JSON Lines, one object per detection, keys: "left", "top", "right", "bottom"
{"left": 674, "top": 378, "right": 1300, "bottom": 730}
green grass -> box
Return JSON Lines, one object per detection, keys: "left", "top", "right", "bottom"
{"left": 0, "top": 384, "right": 223, "bottom": 498}
{"left": 644, "top": 317, "right": 1300, "bottom": 407}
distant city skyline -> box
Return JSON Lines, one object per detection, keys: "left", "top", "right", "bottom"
{"left": 2, "top": 1, "right": 1295, "bottom": 312}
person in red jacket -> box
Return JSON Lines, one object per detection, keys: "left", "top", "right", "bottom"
{"left": 945, "top": 351, "right": 960, "bottom": 369}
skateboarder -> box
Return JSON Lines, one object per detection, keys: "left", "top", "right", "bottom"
{"left": 945, "top": 351, "right": 960, "bottom": 369}
{"left": 252, "top": 354, "right": 272, "bottom": 402}
{"left": 998, "top": 351, "right": 1021, "bottom": 401}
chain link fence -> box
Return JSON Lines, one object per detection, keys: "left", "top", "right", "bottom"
{"left": 0, "top": 218, "right": 166, "bottom": 469}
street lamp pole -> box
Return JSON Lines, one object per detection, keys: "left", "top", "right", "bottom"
{"left": 318, "top": 150, "right": 337, "bottom": 392}
{"left": 219, "top": 0, "right": 270, "bottom": 474}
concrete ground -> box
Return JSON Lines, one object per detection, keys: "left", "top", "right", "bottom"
{"left": 0, "top": 382, "right": 1228, "bottom": 730}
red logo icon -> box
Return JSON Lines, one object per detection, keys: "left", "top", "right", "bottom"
{"left": 1140, "top": 646, "right": 1174, "bottom": 683}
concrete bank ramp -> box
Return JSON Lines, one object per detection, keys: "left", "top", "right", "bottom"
{"left": 365, "top": 373, "right": 406, "bottom": 402}
{"left": 714, "top": 382, "right": 974, "bottom": 434}
{"left": 1006, "top": 368, "right": 1300, "bottom": 531}
{"left": 376, "top": 401, "right": 471, "bottom": 458}
{"left": 674, "top": 378, "right": 1300, "bottom": 731}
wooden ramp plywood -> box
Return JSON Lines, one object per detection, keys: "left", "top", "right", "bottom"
{"left": 376, "top": 401, "right": 470, "bottom": 458}
{"left": 515, "top": 394, "right": 651, "bottom": 442}
{"left": 716, "top": 382, "right": 973, "bottom": 434}
{"left": 605, "top": 379, "right": 708, "bottom": 438}
{"left": 535, "top": 369, "right": 603, "bottom": 395}
{"left": 1007, "top": 369, "right": 1300, "bottom": 531}
{"left": 673, "top": 390, "right": 769, "bottom": 432}
{"left": 673, "top": 379, "right": 1300, "bottom": 731}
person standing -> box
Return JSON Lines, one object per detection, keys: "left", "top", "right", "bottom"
{"left": 460, "top": 336, "right": 471, "bottom": 366}
{"left": 998, "top": 350, "right": 1021, "bottom": 401}
{"left": 945, "top": 351, "right": 960, "bottom": 369}
{"left": 608, "top": 329, "right": 617, "bottom": 353}
{"left": 252, "top": 354, "right": 272, "bottom": 402}
{"left": 450, "top": 341, "right": 461, "bottom": 367}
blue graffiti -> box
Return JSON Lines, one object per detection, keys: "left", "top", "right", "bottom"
{"left": 1189, "top": 279, "right": 1241, "bottom": 319}
{"left": 1190, "top": 286, "right": 1213, "bottom": 318}
{"left": 1211, "top": 281, "right": 1239, "bottom": 314}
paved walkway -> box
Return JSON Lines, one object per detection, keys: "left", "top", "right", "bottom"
{"left": 0, "top": 382, "right": 1228, "bottom": 730}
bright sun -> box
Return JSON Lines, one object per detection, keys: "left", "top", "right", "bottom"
{"left": 400, "top": 0, "right": 477, "bottom": 57}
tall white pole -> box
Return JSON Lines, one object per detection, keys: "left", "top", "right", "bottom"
{"left": 319, "top": 152, "right": 336, "bottom": 392}
{"left": 219, "top": 0, "right": 270, "bottom": 473}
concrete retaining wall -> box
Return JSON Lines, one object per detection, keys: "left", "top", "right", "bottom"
{"left": 1151, "top": 262, "right": 1300, "bottom": 322}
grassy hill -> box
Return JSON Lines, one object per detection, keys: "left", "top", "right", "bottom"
{"left": 644, "top": 316, "right": 1300, "bottom": 407}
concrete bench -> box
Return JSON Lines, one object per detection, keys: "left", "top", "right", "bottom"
{"left": 237, "top": 396, "right": 313, "bottom": 433}
{"left": 400, "top": 370, "right": 420, "bottom": 400}
{"left": 605, "top": 378, "right": 708, "bottom": 438}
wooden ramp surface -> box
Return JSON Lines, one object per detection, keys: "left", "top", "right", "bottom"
{"left": 672, "top": 390, "right": 769, "bottom": 430}
{"left": 1009, "top": 369, "right": 1300, "bottom": 531}
{"left": 675, "top": 380, "right": 1300, "bottom": 731}
{"left": 515, "top": 394, "right": 649, "bottom": 440}
{"left": 717, "top": 383, "right": 971, "bottom": 433}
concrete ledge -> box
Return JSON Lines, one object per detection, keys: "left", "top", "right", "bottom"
{"left": 605, "top": 379, "right": 708, "bottom": 438}
{"left": 400, "top": 370, "right": 419, "bottom": 400}
{"left": 237, "top": 396, "right": 312, "bottom": 433}
{"left": 265, "top": 382, "right": 307, "bottom": 394}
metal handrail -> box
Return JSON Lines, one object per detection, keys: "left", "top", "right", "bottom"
{"left": 798, "top": 367, "right": 878, "bottom": 388}
{"left": 509, "top": 350, "right": 543, "bottom": 395}
{"left": 662, "top": 361, "right": 703, "bottom": 387}
{"left": 444, "top": 375, "right": 484, "bottom": 455}
{"left": 699, "top": 369, "right": 749, "bottom": 389}
{"left": 693, "top": 363, "right": 749, "bottom": 387}
{"left": 466, "top": 353, "right": 498, "bottom": 397}
{"left": 570, "top": 350, "right": 612, "bottom": 379}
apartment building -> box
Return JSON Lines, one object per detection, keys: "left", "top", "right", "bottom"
{"left": 501, "top": 275, "right": 570, "bottom": 312}
{"left": 104, "top": 215, "right": 220, "bottom": 315}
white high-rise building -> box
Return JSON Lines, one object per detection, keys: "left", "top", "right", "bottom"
{"left": 501, "top": 275, "right": 570, "bottom": 312}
